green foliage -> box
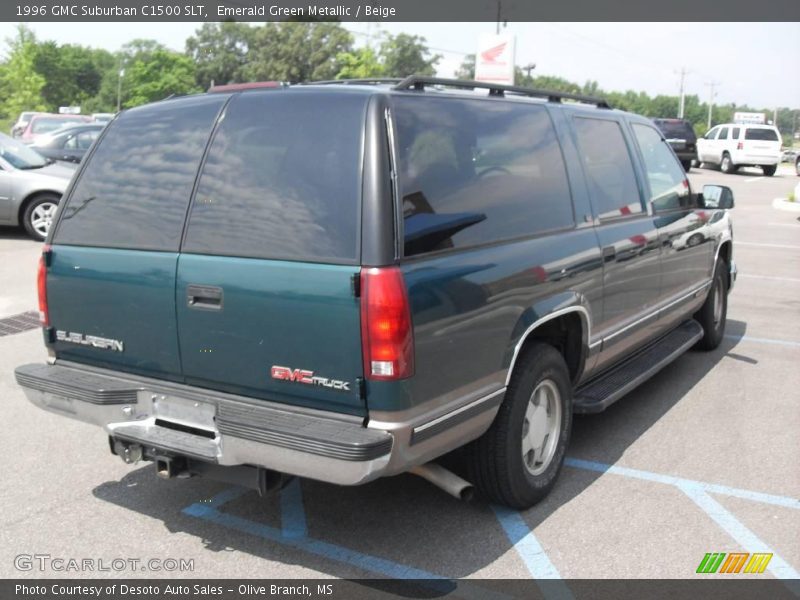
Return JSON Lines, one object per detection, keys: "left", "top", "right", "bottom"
{"left": 455, "top": 54, "right": 475, "bottom": 80}
{"left": 379, "top": 33, "right": 440, "bottom": 77}
{"left": 336, "top": 47, "right": 385, "bottom": 79}
{"left": 123, "top": 49, "right": 199, "bottom": 107}
{"left": 185, "top": 21, "right": 253, "bottom": 90}
{"left": 0, "top": 25, "right": 48, "bottom": 123}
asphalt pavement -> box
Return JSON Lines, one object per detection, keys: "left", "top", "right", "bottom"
{"left": 0, "top": 164, "right": 797, "bottom": 588}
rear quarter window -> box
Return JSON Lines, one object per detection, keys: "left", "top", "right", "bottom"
{"left": 54, "top": 95, "right": 227, "bottom": 251}
{"left": 392, "top": 96, "right": 574, "bottom": 257}
{"left": 182, "top": 91, "right": 367, "bottom": 263}
{"left": 745, "top": 128, "right": 779, "bottom": 141}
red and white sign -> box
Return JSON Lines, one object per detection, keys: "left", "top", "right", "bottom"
{"left": 475, "top": 33, "right": 516, "bottom": 85}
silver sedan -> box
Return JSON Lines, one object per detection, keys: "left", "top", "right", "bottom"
{"left": 0, "top": 132, "right": 77, "bottom": 240}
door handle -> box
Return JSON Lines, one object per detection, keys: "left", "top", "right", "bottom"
{"left": 187, "top": 285, "right": 223, "bottom": 310}
{"left": 602, "top": 246, "right": 616, "bottom": 261}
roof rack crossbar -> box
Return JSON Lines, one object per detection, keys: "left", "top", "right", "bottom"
{"left": 393, "top": 75, "right": 612, "bottom": 109}
{"left": 301, "top": 78, "right": 404, "bottom": 86}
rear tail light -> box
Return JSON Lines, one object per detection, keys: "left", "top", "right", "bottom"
{"left": 37, "top": 244, "right": 50, "bottom": 326}
{"left": 737, "top": 142, "right": 744, "bottom": 150}
{"left": 360, "top": 267, "right": 414, "bottom": 380}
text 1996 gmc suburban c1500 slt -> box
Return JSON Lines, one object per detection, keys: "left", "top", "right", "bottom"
{"left": 15, "top": 77, "right": 737, "bottom": 509}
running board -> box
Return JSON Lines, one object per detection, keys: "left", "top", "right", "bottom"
{"left": 574, "top": 320, "right": 704, "bottom": 414}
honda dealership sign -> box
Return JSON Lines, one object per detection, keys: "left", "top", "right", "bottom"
{"left": 474, "top": 33, "right": 516, "bottom": 85}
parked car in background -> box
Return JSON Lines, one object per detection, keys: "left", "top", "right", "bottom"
{"left": 17, "top": 114, "right": 93, "bottom": 145}
{"left": 0, "top": 132, "right": 76, "bottom": 240}
{"left": 652, "top": 118, "right": 697, "bottom": 172}
{"left": 92, "top": 113, "right": 115, "bottom": 124}
{"left": 781, "top": 148, "right": 797, "bottom": 163}
{"left": 696, "top": 123, "right": 782, "bottom": 176}
{"left": 10, "top": 112, "right": 40, "bottom": 138}
{"left": 13, "top": 78, "right": 737, "bottom": 509}
{"left": 30, "top": 123, "right": 105, "bottom": 164}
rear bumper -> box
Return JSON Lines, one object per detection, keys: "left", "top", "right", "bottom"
{"left": 15, "top": 361, "right": 502, "bottom": 486}
{"left": 731, "top": 152, "right": 779, "bottom": 166}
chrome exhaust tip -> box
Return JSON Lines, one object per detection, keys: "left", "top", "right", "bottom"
{"left": 409, "top": 463, "right": 474, "bottom": 501}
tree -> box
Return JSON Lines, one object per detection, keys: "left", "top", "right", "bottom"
{"left": 123, "top": 48, "right": 199, "bottom": 107}
{"left": 33, "top": 42, "right": 111, "bottom": 110}
{"left": 0, "top": 25, "right": 48, "bottom": 123}
{"left": 336, "top": 47, "right": 384, "bottom": 79}
{"left": 454, "top": 54, "right": 475, "bottom": 80}
{"left": 186, "top": 22, "right": 254, "bottom": 90}
{"left": 240, "top": 22, "right": 353, "bottom": 83}
{"left": 379, "top": 33, "right": 440, "bottom": 77}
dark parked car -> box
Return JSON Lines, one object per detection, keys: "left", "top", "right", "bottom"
{"left": 652, "top": 118, "right": 698, "bottom": 172}
{"left": 29, "top": 123, "right": 105, "bottom": 164}
{"left": 15, "top": 78, "right": 737, "bottom": 509}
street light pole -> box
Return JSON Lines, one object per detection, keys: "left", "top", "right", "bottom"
{"left": 116, "top": 57, "right": 125, "bottom": 112}
{"left": 677, "top": 67, "right": 688, "bottom": 119}
{"left": 705, "top": 81, "right": 720, "bottom": 129}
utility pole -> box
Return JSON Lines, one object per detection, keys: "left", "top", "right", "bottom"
{"left": 705, "top": 81, "right": 720, "bottom": 129}
{"left": 677, "top": 67, "right": 688, "bottom": 119}
{"left": 496, "top": 1, "right": 501, "bottom": 34}
{"left": 523, "top": 63, "right": 536, "bottom": 78}
{"left": 116, "top": 57, "right": 125, "bottom": 113}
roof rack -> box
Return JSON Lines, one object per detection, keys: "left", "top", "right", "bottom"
{"left": 301, "top": 78, "right": 404, "bottom": 86}
{"left": 393, "top": 75, "right": 612, "bottom": 109}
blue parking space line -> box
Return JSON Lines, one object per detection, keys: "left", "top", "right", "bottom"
{"left": 565, "top": 458, "right": 800, "bottom": 510}
{"left": 680, "top": 484, "right": 800, "bottom": 593}
{"left": 724, "top": 334, "right": 800, "bottom": 348}
{"left": 280, "top": 478, "right": 308, "bottom": 539}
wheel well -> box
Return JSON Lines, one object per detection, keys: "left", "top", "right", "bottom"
{"left": 717, "top": 240, "right": 732, "bottom": 288}
{"left": 514, "top": 313, "right": 584, "bottom": 385}
{"left": 17, "top": 191, "right": 61, "bottom": 225}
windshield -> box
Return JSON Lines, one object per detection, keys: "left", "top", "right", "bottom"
{"left": 31, "top": 118, "right": 86, "bottom": 134}
{"left": 0, "top": 132, "right": 49, "bottom": 169}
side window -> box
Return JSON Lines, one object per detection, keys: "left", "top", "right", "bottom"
{"left": 573, "top": 117, "right": 642, "bottom": 220}
{"left": 706, "top": 127, "right": 719, "bottom": 140}
{"left": 76, "top": 131, "right": 99, "bottom": 150}
{"left": 719, "top": 127, "right": 729, "bottom": 140}
{"left": 631, "top": 124, "right": 692, "bottom": 212}
{"left": 183, "top": 91, "right": 367, "bottom": 262}
{"left": 393, "top": 97, "right": 574, "bottom": 257}
{"left": 63, "top": 135, "right": 77, "bottom": 150}
{"left": 731, "top": 127, "right": 740, "bottom": 140}
{"left": 54, "top": 95, "right": 227, "bottom": 251}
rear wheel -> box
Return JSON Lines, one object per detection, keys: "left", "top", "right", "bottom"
{"left": 762, "top": 164, "right": 776, "bottom": 177}
{"left": 694, "top": 259, "right": 728, "bottom": 351}
{"left": 720, "top": 153, "right": 737, "bottom": 174}
{"left": 466, "top": 342, "right": 572, "bottom": 509}
{"left": 22, "top": 194, "right": 60, "bottom": 241}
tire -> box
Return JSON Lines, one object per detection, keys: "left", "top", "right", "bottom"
{"left": 466, "top": 342, "right": 572, "bottom": 509}
{"left": 762, "top": 164, "right": 776, "bottom": 177}
{"left": 694, "top": 259, "right": 728, "bottom": 351}
{"left": 720, "top": 153, "right": 737, "bottom": 174}
{"left": 22, "top": 194, "right": 60, "bottom": 241}
{"left": 681, "top": 160, "right": 692, "bottom": 172}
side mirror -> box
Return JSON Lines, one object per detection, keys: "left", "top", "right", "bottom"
{"left": 701, "top": 184, "right": 734, "bottom": 209}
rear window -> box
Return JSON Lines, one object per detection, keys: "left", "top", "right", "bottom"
{"left": 392, "top": 96, "right": 574, "bottom": 257}
{"left": 745, "top": 128, "right": 779, "bottom": 141}
{"left": 182, "top": 91, "right": 366, "bottom": 263}
{"left": 654, "top": 119, "right": 696, "bottom": 142}
{"left": 54, "top": 95, "right": 227, "bottom": 251}
{"left": 31, "top": 118, "right": 86, "bottom": 134}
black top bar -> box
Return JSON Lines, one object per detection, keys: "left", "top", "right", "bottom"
{"left": 392, "top": 75, "right": 612, "bottom": 109}
{"left": 303, "top": 78, "right": 405, "bottom": 86}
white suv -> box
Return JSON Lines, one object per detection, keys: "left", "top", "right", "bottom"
{"left": 697, "top": 123, "right": 782, "bottom": 176}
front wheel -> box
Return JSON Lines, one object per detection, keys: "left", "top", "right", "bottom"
{"left": 22, "top": 194, "right": 60, "bottom": 241}
{"left": 762, "top": 164, "right": 776, "bottom": 177}
{"left": 466, "top": 342, "right": 572, "bottom": 509}
{"left": 694, "top": 259, "right": 728, "bottom": 350}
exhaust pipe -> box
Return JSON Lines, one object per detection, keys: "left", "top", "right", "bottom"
{"left": 409, "top": 463, "right": 474, "bottom": 501}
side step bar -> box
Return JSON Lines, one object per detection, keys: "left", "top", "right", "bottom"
{"left": 574, "top": 320, "right": 704, "bottom": 414}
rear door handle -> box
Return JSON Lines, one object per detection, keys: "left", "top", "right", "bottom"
{"left": 187, "top": 285, "right": 223, "bottom": 310}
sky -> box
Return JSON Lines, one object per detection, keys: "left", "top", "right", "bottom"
{"left": 1, "top": 21, "right": 798, "bottom": 109}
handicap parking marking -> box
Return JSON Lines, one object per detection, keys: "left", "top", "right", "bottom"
{"left": 183, "top": 486, "right": 518, "bottom": 600}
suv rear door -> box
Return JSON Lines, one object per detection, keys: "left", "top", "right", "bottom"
{"left": 47, "top": 95, "right": 227, "bottom": 379}
{"left": 175, "top": 90, "right": 369, "bottom": 416}
{"left": 741, "top": 126, "right": 781, "bottom": 162}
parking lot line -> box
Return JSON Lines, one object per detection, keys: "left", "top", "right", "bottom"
{"left": 739, "top": 274, "right": 800, "bottom": 284}
{"left": 744, "top": 176, "right": 764, "bottom": 183}
{"left": 736, "top": 242, "right": 800, "bottom": 250}
{"left": 680, "top": 485, "right": 800, "bottom": 590}
{"left": 723, "top": 334, "right": 800, "bottom": 348}
{"left": 492, "top": 506, "right": 572, "bottom": 597}
{"left": 565, "top": 458, "right": 800, "bottom": 509}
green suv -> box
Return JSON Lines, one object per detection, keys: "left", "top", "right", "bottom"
{"left": 15, "top": 77, "right": 736, "bottom": 509}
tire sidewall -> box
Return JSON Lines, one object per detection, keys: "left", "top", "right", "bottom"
{"left": 699, "top": 261, "right": 728, "bottom": 348}
{"left": 504, "top": 348, "right": 572, "bottom": 501}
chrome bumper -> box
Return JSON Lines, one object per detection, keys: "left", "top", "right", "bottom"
{"left": 15, "top": 362, "right": 501, "bottom": 486}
